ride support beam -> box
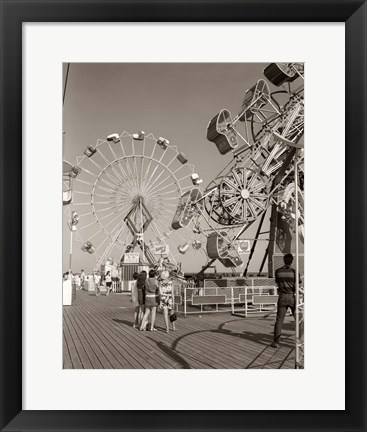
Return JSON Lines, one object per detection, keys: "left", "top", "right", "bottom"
{"left": 243, "top": 210, "right": 267, "bottom": 277}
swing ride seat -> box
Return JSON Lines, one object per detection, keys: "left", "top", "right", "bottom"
{"left": 171, "top": 187, "right": 202, "bottom": 230}
{"left": 238, "top": 79, "right": 270, "bottom": 121}
{"left": 263, "top": 63, "right": 298, "bottom": 87}
{"left": 206, "top": 231, "right": 243, "bottom": 268}
{"left": 206, "top": 109, "right": 238, "bottom": 155}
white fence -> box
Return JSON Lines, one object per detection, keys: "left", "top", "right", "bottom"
{"left": 174, "top": 285, "right": 279, "bottom": 317}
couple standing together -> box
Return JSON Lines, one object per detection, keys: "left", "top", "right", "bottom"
{"left": 131, "top": 269, "right": 176, "bottom": 333}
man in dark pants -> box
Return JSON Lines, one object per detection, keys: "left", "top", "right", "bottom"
{"left": 271, "top": 253, "right": 300, "bottom": 348}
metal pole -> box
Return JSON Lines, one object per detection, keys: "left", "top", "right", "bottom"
{"left": 294, "top": 149, "right": 300, "bottom": 368}
{"left": 69, "top": 229, "right": 73, "bottom": 277}
{"left": 231, "top": 286, "right": 234, "bottom": 315}
{"left": 184, "top": 287, "right": 187, "bottom": 317}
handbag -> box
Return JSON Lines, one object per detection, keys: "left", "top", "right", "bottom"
{"left": 170, "top": 313, "right": 177, "bottom": 323}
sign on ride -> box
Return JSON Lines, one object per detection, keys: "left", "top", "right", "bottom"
{"left": 124, "top": 252, "right": 140, "bottom": 263}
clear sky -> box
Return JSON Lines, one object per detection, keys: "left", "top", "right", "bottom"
{"left": 62, "top": 63, "right": 274, "bottom": 274}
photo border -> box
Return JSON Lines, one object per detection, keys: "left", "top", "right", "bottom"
{"left": 1, "top": 0, "right": 366, "bottom": 430}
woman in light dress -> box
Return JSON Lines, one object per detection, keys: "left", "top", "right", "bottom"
{"left": 159, "top": 270, "right": 176, "bottom": 333}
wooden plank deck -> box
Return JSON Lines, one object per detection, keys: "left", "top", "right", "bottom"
{"left": 63, "top": 290, "right": 297, "bottom": 369}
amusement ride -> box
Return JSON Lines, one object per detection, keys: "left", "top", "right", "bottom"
{"left": 63, "top": 62, "right": 305, "bottom": 367}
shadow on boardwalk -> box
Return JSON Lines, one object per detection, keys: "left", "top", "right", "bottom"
{"left": 63, "top": 290, "right": 296, "bottom": 369}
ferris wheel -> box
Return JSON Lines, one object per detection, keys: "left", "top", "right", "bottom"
{"left": 68, "top": 131, "right": 199, "bottom": 271}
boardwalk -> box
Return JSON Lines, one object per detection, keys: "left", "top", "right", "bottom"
{"left": 63, "top": 290, "right": 296, "bottom": 369}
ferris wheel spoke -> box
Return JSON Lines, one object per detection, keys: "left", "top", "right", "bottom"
{"left": 146, "top": 179, "right": 179, "bottom": 198}
{"left": 222, "top": 196, "right": 240, "bottom": 208}
{"left": 102, "top": 169, "right": 122, "bottom": 187}
{"left": 246, "top": 173, "right": 262, "bottom": 190}
{"left": 247, "top": 201, "right": 257, "bottom": 219}
{"left": 87, "top": 228, "right": 103, "bottom": 241}
{"left": 93, "top": 193, "right": 117, "bottom": 199}
{"left": 114, "top": 178, "right": 132, "bottom": 196}
{"left": 232, "top": 170, "right": 243, "bottom": 188}
{"left": 97, "top": 147, "right": 113, "bottom": 167}
{"left": 78, "top": 211, "right": 94, "bottom": 218}
{"left": 139, "top": 139, "right": 147, "bottom": 193}
{"left": 98, "top": 209, "right": 126, "bottom": 224}
{"left": 119, "top": 142, "right": 139, "bottom": 193}
{"left": 229, "top": 201, "right": 242, "bottom": 218}
{"left": 149, "top": 202, "right": 177, "bottom": 210}
{"left": 75, "top": 178, "right": 94, "bottom": 187}
{"left": 99, "top": 171, "right": 120, "bottom": 188}
{"left": 99, "top": 177, "right": 119, "bottom": 191}
{"left": 131, "top": 140, "right": 140, "bottom": 188}
{"left": 94, "top": 234, "right": 112, "bottom": 254}
{"left": 81, "top": 167, "right": 98, "bottom": 179}
{"left": 88, "top": 157, "right": 104, "bottom": 173}
{"left": 172, "top": 164, "right": 186, "bottom": 175}
{"left": 132, "top": 157, "right": 141, "bottom": 192}
{"left": 146, "top": 204, "right": 175, "bottom": 225}
{"left": 142, "top": 160, "right": 165, "bottom": 195}
{"left": 107, "top": 142, "right": 119, "bottom": 163}
{"left": 156, "top": 209, "right": 176, "bottom": 226}
{"left": 221, "top": 189, "right": 237, "bottom": 196}
{"left": 242, "top": 168, "right": 248, "bottom": 187}
{"left": 115, "top": 197, "right": 134, "bottom": 208}
{"left": 109, "top": 164, "right": 125, "bottom": 184}
{"left": 176, "top": 173, "right": 194, "bottom": 183}
{"left": 144, "top": 168, "right": 171, "bottom": 195}
{"left": 252, "top": 193, "right": 268, "bottom": 199}
{"left": 153, "top": 190, "right": 180, "bottom": 198}
{"left": 95, "top": 203, "right": 126, "bottom": 214}
{"left": 114, "top": 159, "right": 136, "bottom": 193}
{"left": 78, "top": 220, "right": 99, "bottom": 232}
{"left": 252, "top": 182, "right": 266, "bottom": 193}
{"left": 95, "top": 184, "right": 116, "bottom": 194}
{"left": 250, "top": 197, "right": 266, "bottom": 211}
{"left": 110, "top": 220, "right": 128, "bottom": 238}
{"left": 242, "top": 201, "right": 248, "bottom": 219}
{"left": 141, "top": 142, "right": 159, "bottom": 192}
{"left": 72, "top": 190, "right": 92, "bottom": 195}
{"left": 123, "top": 159, "right": 139, "bottom": 194}
{"left": 222, "top": 178, "right": 242, "bottom": 193}
{"left": 71, "top": 202, "right": 93, "bottom": 206}
{"left": 93, "top": 200, "right": 121, "bottom": 206}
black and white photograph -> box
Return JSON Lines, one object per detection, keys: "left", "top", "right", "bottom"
{"left": 62, "top": 62, "right": 304, "bottom": 369}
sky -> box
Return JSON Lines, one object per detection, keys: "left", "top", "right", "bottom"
{"left": 62, "top": 63, "right": 276, "bottom": 274}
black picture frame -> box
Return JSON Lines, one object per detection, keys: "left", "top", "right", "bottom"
{"left": 0, "top": 0, "right": 366, "bottom": 431}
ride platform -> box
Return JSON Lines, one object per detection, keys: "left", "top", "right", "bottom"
{"left": 63, "top": 290, "right": 296, "bottom": 369}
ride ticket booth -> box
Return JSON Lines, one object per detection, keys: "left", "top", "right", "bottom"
{"left": 63, "top": 276, "right": 76, "bottom": 306}
{"left": 119, "top": 253, "right": 149, "bottom": 291}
